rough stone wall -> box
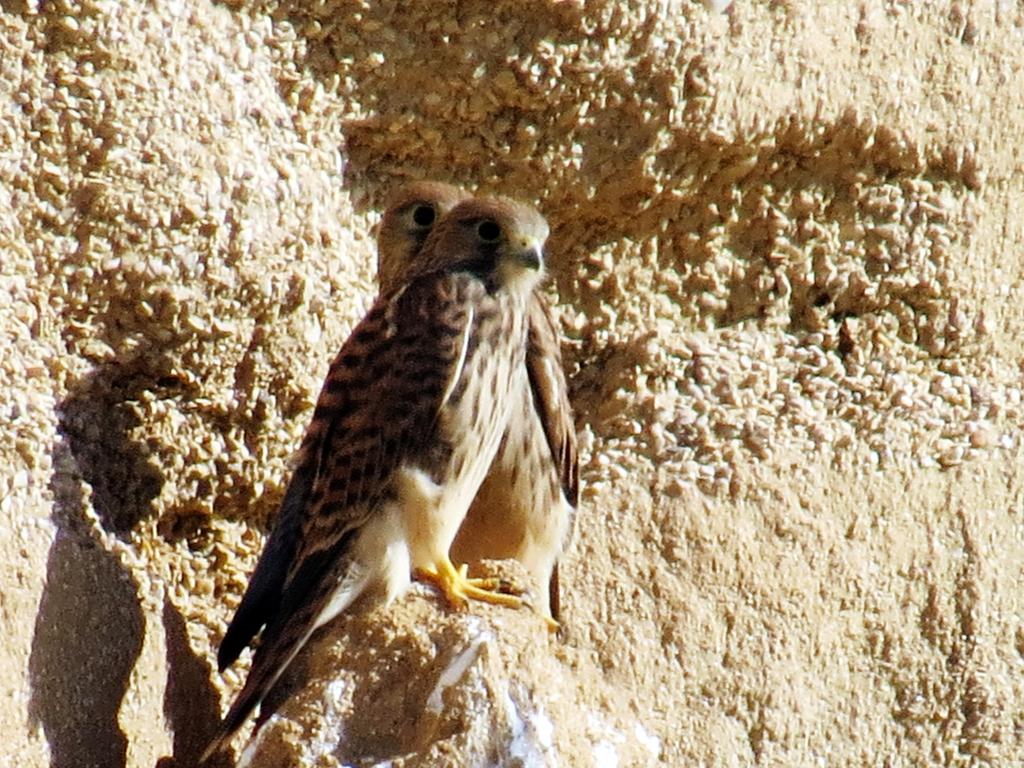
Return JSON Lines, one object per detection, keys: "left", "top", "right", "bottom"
{"left": 3, "top": 1, "right": 1024, "bottom": 766}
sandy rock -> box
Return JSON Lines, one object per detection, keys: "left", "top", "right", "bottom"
{"left": 4, "top": 0, "right": 1024, "bottom": 767}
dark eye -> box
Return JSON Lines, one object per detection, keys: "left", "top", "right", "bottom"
{"left": 412, "top": 204, "right": 435, "bottom": 227}
{"left": 477, "top": 220, "right": 501, "bottom": 242}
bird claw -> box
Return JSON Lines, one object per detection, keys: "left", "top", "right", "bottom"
{"left": 416, "top": 558, "right": 523, "bottom": 610}
{"left": 456, "top": 563, "right": 526, "bottom": 596}
{"left": 465, "top": 567, "right": 558, "bottom": 631}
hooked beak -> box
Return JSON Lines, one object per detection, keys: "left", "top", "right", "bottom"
{"left": 516, "top": 240, "right": 544, "bottom": 272}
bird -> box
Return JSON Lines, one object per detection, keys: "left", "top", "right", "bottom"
{"left": 377, "top": 194, "right": 578, "bottom": 624}
{"left": 201, "top": 196, "right": 548, "bottom": 761}
{"left": 450, "top": 293, "right": 579, "bottom": 623}
{"left": 214, "top": 181, "right": 472, "bottom": 680}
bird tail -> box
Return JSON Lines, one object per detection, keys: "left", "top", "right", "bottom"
{"left": 200, "top": 545, "right": 367, "bottom": 763}
{"left": 199, "top": 603, "right": 319, "bottom": 763}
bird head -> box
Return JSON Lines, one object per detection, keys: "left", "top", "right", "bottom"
{"left": 416, "top": 196, "right": 549, "bottom": 295}
{"left": 375, "top": 181, "right": 470, "bottom": 293}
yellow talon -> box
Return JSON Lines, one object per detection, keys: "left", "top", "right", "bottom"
{"left": 455, "top": 563, "right": 525, "bottom": 596}
{"left": 416, "top": 556, "right": 523, "bottom": 610}
{"left": 453, "top": 562, "right": 560, "bottom": 632}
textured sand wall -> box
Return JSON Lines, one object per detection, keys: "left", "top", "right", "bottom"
{"left": 4, "top": 1, "right": 1024, "bottom": 766}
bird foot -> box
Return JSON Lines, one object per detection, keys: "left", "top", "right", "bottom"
{"left": 415, "top": 558, "right": 523, "bottom": 610}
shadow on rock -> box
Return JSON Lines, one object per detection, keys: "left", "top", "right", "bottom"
{"left": 29, "top": 357, "right": 180, "bottom": 767}
{"left": 272, "top": 0, "right": 595, "bottom": 199}
{"left": 55, "top": 358, "right": 173, "bottom": 534}
{"left": 28, "top": 437, "right": 145, "bottom": 768}
{"left": 163, "top": 599, "right": 232, "bottom": 768}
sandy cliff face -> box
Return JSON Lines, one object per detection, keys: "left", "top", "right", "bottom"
{"left": 4, "top": 1, "right": 1024, "bottom": 766}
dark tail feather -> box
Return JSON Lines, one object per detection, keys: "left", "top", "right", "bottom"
{"left": 201, "top": 541, "right": 358, "bottom": 763}
{"left": 200, "top": 597, "right": 320, "bottom": 764}
{"left": 218, "top": 467, "right": 315, "bottom": 672}
{"left": 548, "top": 562, "right": 560, "bottom": 622}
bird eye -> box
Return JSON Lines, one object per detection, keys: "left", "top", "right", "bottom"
{"left": 477, "top": 220, "right": 501, "bottom": 242}
{"left": 412, "top": 204, "right": 436, "bottom": 227}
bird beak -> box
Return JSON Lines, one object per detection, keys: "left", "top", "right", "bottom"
{"left": 516, "top": 241, "right": 544, "bottom": 272}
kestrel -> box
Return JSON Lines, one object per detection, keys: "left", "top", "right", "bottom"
{"left": 201, "top": 197, "right": 547, "bottom": 760}
{"left": 378, "top": 196, "right": 578, "bottom": 623}
{"left": 215, "top": 182, "right": 471, "bottom": 679}
{"left": 450, "top": 293, "right": 578, "bottom": 622}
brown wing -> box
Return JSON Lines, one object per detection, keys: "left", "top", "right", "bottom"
{"left": 526, "top": 293, "right": 578, "bottom": 507}
{"left": 215, "top": 272, "right": 475, "bottom": 671}
{"left": 524, "top": 293, "right": 578, "bottom": 624}
{"left": 284, "top": 271, "right": 477, "bottom": 578}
